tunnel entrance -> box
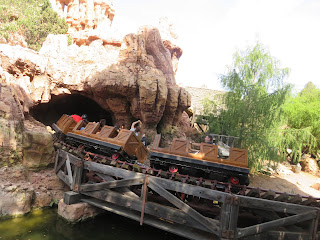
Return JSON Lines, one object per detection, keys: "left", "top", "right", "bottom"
{"left": 30, "top": 94, "right": 113, "bottom": 127}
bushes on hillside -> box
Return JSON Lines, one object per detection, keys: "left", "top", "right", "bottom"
{"left": 0, "top": 0, "right": 68, "bottom": 51}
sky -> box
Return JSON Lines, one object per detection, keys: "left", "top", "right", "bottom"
{"left": 112, "top": 0, "right": 320, "bottom": 92}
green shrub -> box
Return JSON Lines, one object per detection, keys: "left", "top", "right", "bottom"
{"left": 0, "top": 0, "right": 68, "bottom": 51}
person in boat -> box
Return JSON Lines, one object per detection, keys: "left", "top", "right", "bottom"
{"left": 130, "top": 120, "right": 147, "bottom": 146}
{"left": 72, "top": 114, "right": 87, "bottom": 130}
{"left": 130, "top": 120, "right": 141, "bottom": 135}
{"left": 204, "top": 135, "right": 213, "bottom": 144}
{"left": 71, "top": 114, "right": 82, "bottom": 123}
{"left": 99, "top": 119, "right": 106, "bottom": 128}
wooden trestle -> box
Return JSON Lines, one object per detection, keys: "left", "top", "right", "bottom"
{"left": 55, "top": 149, "right": 320, "bottom": 240}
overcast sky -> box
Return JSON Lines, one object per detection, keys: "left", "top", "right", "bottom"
{"left": 113, "top": 0, "right": 320, "bottom": 92}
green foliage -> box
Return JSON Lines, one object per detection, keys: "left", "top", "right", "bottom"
{"left": 0, "top": 0, "right": 68, "bottom": 51}
{"left": 201, "top": 42, "right": 291, "bottom": 171}
{"left": 49, "top": 198, "right": 59, "bottom": 207}
{"left": 269, "top": 126, "right": 316, "bottom": 163}
{"left": 275, "top": 82, "right": 320, "bottom": 161}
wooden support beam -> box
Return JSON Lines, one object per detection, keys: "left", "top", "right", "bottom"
{"left": 66, "top": 156, "right": 73, "bottom": 186}
{"left": 72, "top": 161, "right": 83, "bottom": 192}
{"left": 85, "top": 159, "right": 142, "bottom": 178}
{"left": 55, "top": 156, "right": 67, "bottom": 174}
{"left": 220, "top": 199, "right": 231, "bottom": 236}
{"left": 82, "top": 188, "right": 218, "bottom": 233}
{"left": 267, "top": 231, "right": 314, "bottom": 240}
{"left": 237, "top": 210, "right": 317, "bottom": 238}
{"left": 311, "top": 210, "right": 320, "bottom": 240}
{"left": 59, "top": 150, "right": 81, "bottom": 164}
{"left": 64, "top": 191, "right": 81, "bottom": 205}
{"left": 82, "top": 198, "right": 216, "bottom": 240}
{"left": 57, "top": 170, "right": 71, "bottom": 188}
{"left": 95, "top": 172, "right": 139, "bottom": 199}
{"left": 239, "top": 194, "right": 316, "bottom": 214}
{"left": 220, "top": 196, "right": 239, "bottom": 239}
{"left": 54, "top": 149, "right": 60, "bottom": 171}
{"left": 84, "top": 160, "right": 228, "bottom": 201}
{"left": 150, "top": 177, "right": 227, "bottom": 202}
{"left": 140, "top": 175, "right": 148, "bottom": 225}
{"left": 148, "top": 178, "right": 220, "bottom": 236}
{"left": 80, "top": 177, "right": 144, "bottom": 192}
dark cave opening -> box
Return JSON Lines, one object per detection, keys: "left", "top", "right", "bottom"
{"left": 29, "top": 94, "right": 113, "bottom": 127}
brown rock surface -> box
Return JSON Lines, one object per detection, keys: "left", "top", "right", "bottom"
{"left": 53, "top": 0, "right": 119, "bottom": 46}
{"left": 300, "top": 155, "right": 320, "bottom": 175}
{"left": 0, "top": 27, "right": 190, "bottom": 130}
{"left": 22, "top": 120, "right": 55, "bottom": 169}
{"left": 0, "top": 167, "right": 67, "bottom": 218}
{"left": 0, "top": 0, "right": 191, "bottom": 220}
{"left": 58, "top": 199, "right": 102, "bottom": 222}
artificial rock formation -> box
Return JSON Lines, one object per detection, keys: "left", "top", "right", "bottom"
{"left": 0, "top": 26, "right": 190, "bottom": 129}
{"left": 0, "top": 0, "right": 190, "bottom": 170}
{"left": 0, "top": 0, "right": 190, "bottom": 220}
{"left": 58, "top": 199, "right": 102, "bottom": 222}
{"left": 0, "top": 167, "right": 67, "bottom": 218}
{"left": 53, "top": 0, "right": 119, "bottom": 46}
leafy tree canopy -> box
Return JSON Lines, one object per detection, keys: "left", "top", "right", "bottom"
{"left": 201, "top": 42, "right": 292, "bottom": 170}
{"left": 0, "top": 0, "right": 68, "bottom": 51}
{"left": 277, "top": 82, "right": 320, "bottom": 160}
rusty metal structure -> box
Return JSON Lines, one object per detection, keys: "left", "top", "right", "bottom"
{"left": 52, "top": 115, "right": 320, "bottom": 239}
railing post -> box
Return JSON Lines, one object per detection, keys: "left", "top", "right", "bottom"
{"left": 72, "top": 159, "right": 84, "bottom": 192}
{"left": 220, "top": 195, "right": 239, "bottom": 239}
{"left": 310, "top": 209, "right": 320, "bottom": 240}
{"left": 140, "top": 175, "right": 148, "bottom": 225}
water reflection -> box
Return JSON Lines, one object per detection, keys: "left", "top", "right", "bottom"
{"left": 0, "top": 208, "right": 185, "bottom": 240}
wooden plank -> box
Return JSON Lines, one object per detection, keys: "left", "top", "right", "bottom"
{"left": 64, "top": 191, "right": 81, "bottom": 205}
{"left": 82, "top": 188, "right": 218, "bottom": 233}
{"left": 85, "top": 159, "right": 141, "bottom": 178}
{"left": 267, "top": 231, "right": 312, "bottom": 240}
{"left": 60, "top": 150, "right": 81, "bottom": 165}
{"left": 228, "top": 199, "right": 239, "bottom": 235}
{"left": 140, "top": 175, "right": 148, "bottom": 225}
{"left": 54, "top": 149, "right": 60, "bottom": 171}
{"left": 311, "top": 210, "right": 320, "bottom": 240}
{"left": 82, "top": 198, "right": 217, "bottom": 240}
{"left": 148, "top": 178, "right": 220, "bottom": 236}
{"left": 239, "top": 194, "right": 316, "bottom": 214}
{"left": 66, "top": 156, "right": 73, "bottom": 185}
{"left": 147, "top": 176, "right": 227, "bottom": 202}
{"left": 80, "top": 177, "right": 144, "bottom": 192}
{"left": 55, "top": 155, "right": 67, "bottom": 174}
{"left": 220, "top": 201, "right": 231, "bottom": 234}
{"left": 95, "top": 173, "right": 139, "bottom": 199}
{"left": 57, "top": 170, "right": 71, "bottom": 188}
{"left": 237, "top": 210, "right": 317, "bottom": 238}
{"left": 72, "top": 164, "right": 83, "bottom": 192}
{"left": 84, "top": 160, "right": 228, "bottom": 201}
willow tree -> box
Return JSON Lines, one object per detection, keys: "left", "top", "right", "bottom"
{"left": 202, "top": 42, "right": 291, "bottom": 170}
{"left": 276, "top": 82, "right": 320, "bottom": 161}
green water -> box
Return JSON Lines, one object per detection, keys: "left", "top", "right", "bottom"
{"left": 0, "top": 208, "right": 185, "bottom": 240}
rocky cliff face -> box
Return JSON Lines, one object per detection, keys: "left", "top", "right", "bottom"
{"left": 0, "top": 0, "right": 191, "bottom": 218}
{"left": 53, "top": 0, "right": 118, "bottom": 46}
{"left": 0, "top": 0, "right": 190, "bottom": 170}
{"left": 0, "top": 27, "right": 190, "bottom": 127}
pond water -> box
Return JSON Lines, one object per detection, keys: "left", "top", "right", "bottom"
{"left": 0, "top": 208, "right": 186, "bottom": 240}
